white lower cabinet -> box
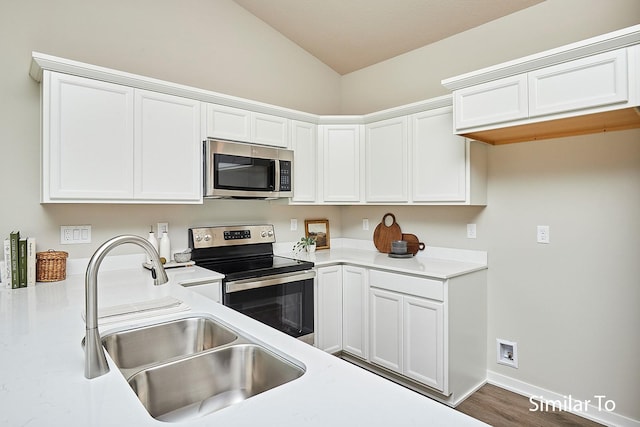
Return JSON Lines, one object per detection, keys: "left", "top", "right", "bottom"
{"left": 369, "top": 288, "right": 403, "bottom": 372}
{"left": 315, "top": 265, "right": 343, "bottom": 353}
{"left": 369, "top": 285, "right": 445, "bottom": 392}
{"left": 316, "top": 263, "right": 486, "bottom": 405}
{"left": 403, "top": 295, "right": 444, "bottom": 390}
{"left": 342, "top": 265, "right": 368, "bottom": 359}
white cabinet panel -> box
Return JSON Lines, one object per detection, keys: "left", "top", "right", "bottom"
{"left": 528, "top": 49, "right": 629, "bottom": 117}
{"left": 365, "top": 117, "right": 408, "bottom": 202}
{"left": 134, "top": 90, "right": 201, "bottom": 201}
{"left": 45, "top": 72, "right": 134, "bottom": 201}
{"left": 411, "top": 107, "right": 466, "bottom": 202}
{"left": 206, "top": 104, "right": 251, "bottom": 142}
{"left": 322, "top": 125, "right": 361, "bottom": 202}
{"left": 403, "top": 296, "right": 444, "bottom": 391}
{"left": 290, "top": 120, "right": 317, "bottom": 202}
{"left": 252, "top": 112, "right": 288, "bottom": 147}
{"left": 316, "top": 265, "right": 343, "bottom": 353}
{"left": 453, "top": 74, "right": 528, "bottom": 130}
{"left": 342, "top": 265, "right": 368, "bottom": 359}
{"left": 369, "top": 288, "right": 402, "bottom": 372}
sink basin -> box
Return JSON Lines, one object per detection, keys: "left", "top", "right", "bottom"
{"left": 102, "top": 316, "right": 238, "bottom": 374}
{"left": 128, "top": 343, "right": 305, "bottom": 422}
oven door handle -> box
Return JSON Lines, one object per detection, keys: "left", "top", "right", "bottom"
{"left": 225, "top": 270, "right": 316, "bottom": 293}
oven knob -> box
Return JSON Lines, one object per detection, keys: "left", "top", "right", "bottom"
{"left": 261, "top": 231, "right": 267, "bottom": 238}
{"left": 204, "top": 234, "right": 211, "bottom": 242}
{"left": 267, "top": 230, "right": 274, "bottom": 237}
{"left": 194, "top": 234, "right": 202, "bottom": 242}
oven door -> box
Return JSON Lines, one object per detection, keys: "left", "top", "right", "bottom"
{"left": 223, "top": 270, "right": 315, "bottom": 343}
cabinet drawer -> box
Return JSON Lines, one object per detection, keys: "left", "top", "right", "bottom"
{"left": 369, "top": 269, "right": 443, "bottom": 301}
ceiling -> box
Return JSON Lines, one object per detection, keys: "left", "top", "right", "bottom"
{"left": 233, "top": 0, "right": 544, "bottom": 75}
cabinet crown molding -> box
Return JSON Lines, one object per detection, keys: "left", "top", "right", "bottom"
{"left": 30, "top": 51, "right": 451, "bottom": 125}
{"left": 442, "top": 24, "right": 640, "bottom": 90}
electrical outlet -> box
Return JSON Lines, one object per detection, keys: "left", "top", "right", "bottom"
{"left": 537, "top": 225, "right": 550, "bottom": 244}
{"left": 60, "top": 225, "right": 91, "bottom": 244}
{"left": 290, "top": 219, "right": 298, "bottom": 231}
{"left": 467, "top": 224, "right": 477, "bottom": 239}
{"left": 157, "top": 222, "right": 169, "bottom": 235}
{"left": 362, "top": 218, "right": 369, "bottom": 231}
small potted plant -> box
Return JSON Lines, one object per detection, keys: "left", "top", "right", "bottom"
{"left": 293, "top": 236, "right": 316, "bottom": 253}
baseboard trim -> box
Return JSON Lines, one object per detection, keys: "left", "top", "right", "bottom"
{"left": 487, "top": 370, "right": 640, "bottom": 427}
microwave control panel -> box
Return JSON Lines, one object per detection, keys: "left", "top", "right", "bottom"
{"left": 279, "top": 160, "right": 291, "bottom": 192}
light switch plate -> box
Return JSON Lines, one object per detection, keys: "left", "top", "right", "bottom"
{"left": 537, "top": 225, "right": 550, "bottom": 244}
{"left": 467, "top": 224, "right": 477, "bottom": 239}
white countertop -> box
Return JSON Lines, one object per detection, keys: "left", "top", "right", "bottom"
{"left": 276, "top": 239, "right": 488, "bottom": 280}
{"left": 0, "top": 249, "right": 487, "bottom": 427}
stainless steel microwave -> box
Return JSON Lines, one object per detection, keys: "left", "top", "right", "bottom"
{"left": 204, "top": 139, "right": 293, "bottom": 199}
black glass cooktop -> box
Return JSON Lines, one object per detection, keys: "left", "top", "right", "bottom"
{"left": 196, "top": 255, "right": 314, "bottom": 282}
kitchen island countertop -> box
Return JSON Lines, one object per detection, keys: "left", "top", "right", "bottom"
{"left": 0, "top": 252, "right": 487, "bottom": 427}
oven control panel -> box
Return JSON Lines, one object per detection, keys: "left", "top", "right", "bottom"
{"left": 189, "top": 225, "right": 276, "bottom": 248}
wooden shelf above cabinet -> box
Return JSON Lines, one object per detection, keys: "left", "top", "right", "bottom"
{"left": 463, "top": 107, "right": 640, "bottom": 145}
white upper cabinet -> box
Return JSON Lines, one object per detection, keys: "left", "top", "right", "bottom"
{"left": 411, "top": 107, "right": 467, "bottom": 202}
{"left": 290, "top": 120, "right": 317, "bottom": 202}
{"left": 206, "top": 103, "right": 288, "bottom": 147}
{"left": 365, "top": 117, "right": 408, "bottom": 202}
{"left": 453, "top": 74, "right": 528, "bottom": 130}
{"left": 42, "top": 71, "right": 202, "bottom": 203}
{"left": 527, "top": 49, "right": 628, "bottom": 118}
{"left": 443, "top": 25, "right": 640, "bottom": 144}
{"left": 206, "top": 104, "right": 251, "bottom": 142}
{"left": 44, "top": 72, "right": 135, "bottom": 201}
{"left": 134, "top": 89, "right": 201, "bottom": 201}
{"left": 252, "top": 112, "right": 289, "bottom": 147}
{"left": 321, "top": 124, "right": 362, "bottom": 203}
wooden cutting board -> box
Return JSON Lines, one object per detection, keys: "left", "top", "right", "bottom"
{"left": 373, "top": 213, "right": 402, "bottom": 253}
{"left": 402, "top": 233, "right": 426, "bottom": 256}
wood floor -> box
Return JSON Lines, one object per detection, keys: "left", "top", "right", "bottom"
{"left": 456, "top": 384, "right": 604, "bottom": 427}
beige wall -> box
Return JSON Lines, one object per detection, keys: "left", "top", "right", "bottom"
{"left": 339, "top": 0, "right": 640, "bottom": 420}
{"left": 1, "top": 0, "right": 639, "bottom": 421}
{"left": 0, "top": 0, "right": 342, "bottom": 257}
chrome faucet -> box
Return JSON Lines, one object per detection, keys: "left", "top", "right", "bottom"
{"left": 84, "top": 235, "right": 169, "bottom": 379}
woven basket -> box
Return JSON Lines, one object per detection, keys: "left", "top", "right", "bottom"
{"left": 36, "top": 250, "right": 68, "bottom": 282}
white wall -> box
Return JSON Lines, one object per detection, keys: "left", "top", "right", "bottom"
{"left": 0, "top": 0, "right": 342, "bottom": 258}
{"left": 339, "top": 0, "right": 640, "bottom": 421}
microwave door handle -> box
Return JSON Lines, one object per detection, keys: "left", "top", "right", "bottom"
{"left": 273, "top": 159, "right": 280, "bottom": 192}
{"left": 225, "top": 270, "right": 316, "bottom": 293}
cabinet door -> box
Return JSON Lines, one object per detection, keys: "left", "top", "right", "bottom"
{"left": 252, "top": 112, "right": 288, "bottom": 147}
{"left": 365, "top": 117, "right": 408, "bottom": 202}
{"left": 369, "top": 288, "right": 402, "bottom": 373}
{"left": 316, "top": 266, "right": 343, "bottom": 353}
{"left": 342, "top": 266, "right": 368, "bottom": 359}
{"left": 290, "top": 120, "right": 317, "bottom": 202}
{"left": 134, "top": 90, "right": 201, "bottom": 201}
{"left": 403, "top": 296, "right": 444, "bottom": 391}
{"left": 453, "top": 74, "right": 528, "bottom": 130}
{"left": 206, "top": 104, "right": 251, "bottom": 142}
{"left": 411, "top": 107, "right": 466, "bottom": 202}
{"left": 322, "top": 125, "right": 361, "bottom": 202}
{"left": 528, "top": 49, "right": 628, "bottom": 118}
{"left": 45, "top": 72, "right": 134, "bottom": 201}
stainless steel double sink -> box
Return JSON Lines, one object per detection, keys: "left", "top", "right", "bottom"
{"left": 101, "top": 316, "right": 305, "bottom": 422}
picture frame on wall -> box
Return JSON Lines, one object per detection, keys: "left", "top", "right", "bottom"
{"left": 305, "top": 219, "right": 330, "bottom": 250}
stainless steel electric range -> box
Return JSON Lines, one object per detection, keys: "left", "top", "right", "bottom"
{"left": 189, "top": 224, "right": 315, "bottom": 344}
